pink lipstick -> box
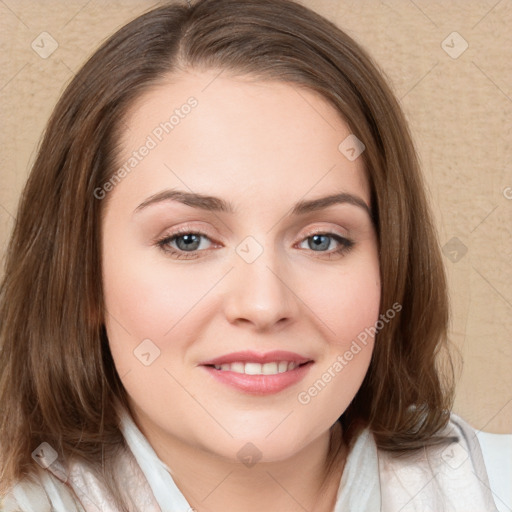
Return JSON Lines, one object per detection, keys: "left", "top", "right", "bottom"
{"left": 199, "top": 350, "right": 314, "bottom": 395}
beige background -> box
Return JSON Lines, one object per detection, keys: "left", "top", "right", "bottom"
{"left": 0, "top": 0, "right": 510, "bottom": 433}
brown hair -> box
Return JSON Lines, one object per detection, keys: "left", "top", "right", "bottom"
{"left": 0, "top": 0, "right": 458, "bottom": 507}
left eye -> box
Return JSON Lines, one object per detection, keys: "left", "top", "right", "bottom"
{"left": 298, "top": 233, "right": 344, "bottom": 252}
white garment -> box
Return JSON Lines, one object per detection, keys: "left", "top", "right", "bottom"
{"left": 1, "top": 411, "right": 499, "bottom": 511}
{"left": 476, "top": 430, "right": 512, "bottom": 512}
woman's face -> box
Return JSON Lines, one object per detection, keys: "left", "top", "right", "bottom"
{"left": 102, "top": 69, "right": 380, "bottom": 463}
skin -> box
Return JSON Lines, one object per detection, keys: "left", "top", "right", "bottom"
{"left": 102, "top": 69, "right": 381, "bottom": 512}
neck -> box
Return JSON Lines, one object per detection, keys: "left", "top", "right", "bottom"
{"left": 136, "top": 417, "right": 346, "bottom": 512}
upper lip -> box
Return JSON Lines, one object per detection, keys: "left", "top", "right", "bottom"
{"left": 199, "top": 350, "right": 314, "bottom": 366}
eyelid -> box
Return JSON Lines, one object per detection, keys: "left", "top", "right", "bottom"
{"left": 153, "top": 222, "right": 220, "bottom": 244}
{"left": 298, "top": 224, "right": 350, "bottom": 241}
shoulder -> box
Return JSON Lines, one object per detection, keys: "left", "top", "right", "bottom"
{"left": 1, "top": 468, "right": 85, "bottom": 512}
{"left": 376, "top": 412, "right": 499, "bottom": 512}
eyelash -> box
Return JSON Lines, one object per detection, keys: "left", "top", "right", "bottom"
{"left": 155, "top": 225, "right": 355, "bottom": 261}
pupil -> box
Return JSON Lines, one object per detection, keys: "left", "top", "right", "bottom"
{"left": 311, "top": 234, "right": 329, "bottom": 251}
{"left": 178, "top": 234, "right": 200, "bottom": 251}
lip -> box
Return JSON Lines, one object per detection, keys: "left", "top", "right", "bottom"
{"left": 199, "top": 350, "right": 313, "bottom": 366}
{"left": 200, "top": 361, "right": 314, "bottom": 395}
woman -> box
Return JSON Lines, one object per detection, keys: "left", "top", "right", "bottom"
{"left": 0, "top": 0, "right": 498, "bottom": 510}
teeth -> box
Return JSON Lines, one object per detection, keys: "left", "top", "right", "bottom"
{"left": 212, "top": 361, "right": 301, "bottom": 375}
{"left": 278, "top": 361, "right": 288, "bottom": 373}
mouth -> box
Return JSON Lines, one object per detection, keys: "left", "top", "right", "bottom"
{"left": 199, "top": 350, "right": 314, "bottom": 395}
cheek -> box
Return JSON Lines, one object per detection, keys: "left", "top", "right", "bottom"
{"left": 293, "top": 319, "right": 379, "bottom": 437}
{"left": 101, "top": 242, "right": 207, "bottom": 375}
{"left": 317, "top": 278, "right": 380, "bottom": 344}
{"left": 103, "top": 233, "right": 222, "bottom": 331}
{"left": 305, "top": 253, "right": 381, "bottom": 347}
{"left": 291, "top": 252, "right": 380, "bottom": 417}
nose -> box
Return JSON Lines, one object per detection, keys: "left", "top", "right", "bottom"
{"left": 223, "top": 245, "right": 300, "bottom": 331}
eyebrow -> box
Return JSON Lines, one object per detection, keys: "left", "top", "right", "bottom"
{"left": 134, "top": 189, "right": 372, "bottom": 218}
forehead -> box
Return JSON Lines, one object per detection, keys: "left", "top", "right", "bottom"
{"left": 112, "top": 69, "right": 370, "bottom": 212}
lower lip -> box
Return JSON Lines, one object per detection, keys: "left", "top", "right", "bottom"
{"left": 200, "top": 362, "right": 314, "bottom": 395}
